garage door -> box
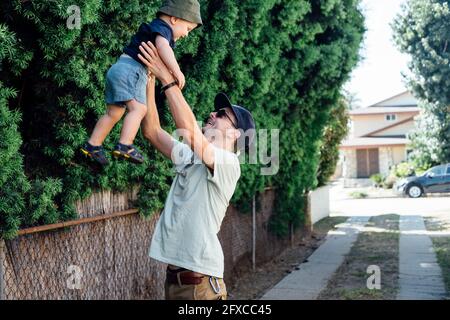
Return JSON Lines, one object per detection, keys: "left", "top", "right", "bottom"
{"left": 356, "top": 148, "right": 380, "bottom": 178}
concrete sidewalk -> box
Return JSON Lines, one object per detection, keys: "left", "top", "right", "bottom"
{"left": 260, "top": 216, "right": 370, "bottom": 300}
{"left": 397, "top": 215, "right": 447, "bottom": 300}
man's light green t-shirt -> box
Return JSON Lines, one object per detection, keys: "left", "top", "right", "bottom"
{"left": 149, "top": 139, "right": 241, "bottom": 278}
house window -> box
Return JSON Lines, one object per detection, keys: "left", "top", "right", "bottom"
{"left": 386, "top": 114, "right": 397, "bottom": 121}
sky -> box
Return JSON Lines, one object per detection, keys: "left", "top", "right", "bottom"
{"left": 344, "top": 0, "right": 411, "bottom": 108}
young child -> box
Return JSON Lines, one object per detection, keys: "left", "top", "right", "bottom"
{"left": 81, "top": 0, "right": 202, "bottom": 165}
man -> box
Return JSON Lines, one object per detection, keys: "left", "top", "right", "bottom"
{"left": 138, "top": 41, "right": 256, "bottom": 300}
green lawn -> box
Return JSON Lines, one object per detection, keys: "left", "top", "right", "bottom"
{"left": 424, "top": 217, "right": 450, "bottom": 297}
{"left": 318, "top": 214, "right": 400, "bottom": 300}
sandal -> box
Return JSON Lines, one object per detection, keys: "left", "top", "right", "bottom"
{"left": 112, "top": 143, "right": 144, "bottom": 164}
{"left": 80, "top": 142, "right": 109, "bottom": 166}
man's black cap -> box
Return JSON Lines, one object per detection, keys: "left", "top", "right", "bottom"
{"left": 214, "top": 92, "right": 256, "bottom": 151}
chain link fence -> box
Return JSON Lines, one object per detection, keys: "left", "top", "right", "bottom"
{"left": 0, "top": 187, "right": 166, "bottom": 300}
{"left": 0, "top": 188, "right": 309, "bottom": 300}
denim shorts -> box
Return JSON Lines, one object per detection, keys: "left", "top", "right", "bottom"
{"left": 105, "top": 54, "right": 148, "bottom": 107}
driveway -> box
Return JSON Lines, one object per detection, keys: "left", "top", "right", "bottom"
{"left": 330, "top": 180, "right": 450, "bottom": 218}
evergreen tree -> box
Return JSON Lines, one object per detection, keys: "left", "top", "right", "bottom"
{"left": 407, "top": 102, "right": 444, "bottom": 169}
{"left": 393, "top": 0, "right": 450, "bottom": 165}
{"left": 0, "top": 24, "right": 31, "bottom": 238}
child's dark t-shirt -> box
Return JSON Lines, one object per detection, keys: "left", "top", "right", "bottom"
{"left": 123, "top": 18, "right": 175, "bottom": 66}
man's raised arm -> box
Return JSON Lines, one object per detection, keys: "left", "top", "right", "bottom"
{"left": 138, "top": 41, "right": 215, "bottom": 169}
{"left": 140, "top": 75, "right": 175, "bottom": 160}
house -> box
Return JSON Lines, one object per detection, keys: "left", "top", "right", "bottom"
{"left": 338, "top": 91, "right": 420, "bottom": 186}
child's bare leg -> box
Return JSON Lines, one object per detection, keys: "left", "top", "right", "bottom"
{"left": 88, "top": 104, "right": 125, "bottom": 146}
{"left": 119, "top": 99, "right": 148, "bottom": 145}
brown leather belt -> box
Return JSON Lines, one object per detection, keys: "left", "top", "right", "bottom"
{"left": 166, "top": 267, "right": 205, "bottom": 285}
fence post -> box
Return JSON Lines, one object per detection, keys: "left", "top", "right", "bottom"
{"left": 252, "top": 194, "right": 256, "bottom": 272}
{"left": 305, "top": 191, "right": 313, "bottom": 235}
{"left": 0, "top": 239, "right": 5, "bottom": 300}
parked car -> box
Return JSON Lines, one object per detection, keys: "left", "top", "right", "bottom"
{"left": 394, "top": 163, "right": 450, "bottom": 198}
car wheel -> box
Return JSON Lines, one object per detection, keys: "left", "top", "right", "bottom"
{"left": 407, "top": 184, "right": 423, "bottom": 198}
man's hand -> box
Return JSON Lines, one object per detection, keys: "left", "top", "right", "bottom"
{"left": 172, "top": 69, "right": 186, "bottom": 90}
{"left": 138, "top": 41, "right": 175, "bottom": 86}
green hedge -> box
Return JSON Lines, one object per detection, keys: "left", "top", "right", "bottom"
{"left": 0, "top": 0, "right": 364, "bottom": 239}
